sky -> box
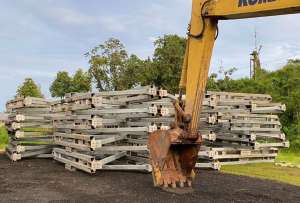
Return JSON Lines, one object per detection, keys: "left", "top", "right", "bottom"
{"left": 1, "top": 0, "right": 300, "bottom": 111}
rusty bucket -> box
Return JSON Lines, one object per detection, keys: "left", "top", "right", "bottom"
{"left": 148, "top": 127, "right": 202, "bottom": 189}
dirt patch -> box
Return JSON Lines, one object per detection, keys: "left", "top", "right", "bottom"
{"left": 0, "top": 154, "right": 299, "bottom": 203}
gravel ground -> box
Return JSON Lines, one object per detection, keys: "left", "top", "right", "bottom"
{"left": 0, "top": 154, "right": 299, "bottom": 203}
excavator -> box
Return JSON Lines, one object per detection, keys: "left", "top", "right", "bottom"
{"left": 148, "top": 0, "right": 300, "bottom": 190}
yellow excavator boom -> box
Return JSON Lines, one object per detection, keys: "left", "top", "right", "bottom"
{"left": 149, "top": 0, "right": 300, "bottom": 191}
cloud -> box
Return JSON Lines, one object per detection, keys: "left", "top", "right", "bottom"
{"left": 14, "top": 70, "right": 55, "bottom": 78}
{"left": 261, "top": 42, "right": 300, "bottom": 69}
{"left": 46, "top": 7, "right": 95, "bottom": 26}
{"left": 97, "top": 16, "right": 127, "bottom": 32}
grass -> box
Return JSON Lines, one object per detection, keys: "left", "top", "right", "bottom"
{"left": 276, "top": 151, "right": 300, "bottom": 165}
{"left": 221, "top": 152, "right": 300, "bottom": 187}
{"left": 0, "top": 125, "right": 8, "bottom": 151}
{"left": 0, "top": 145, "right": 5, "bottom": 151}
{"left": 221, "top": 163, "right": 300, "bottom": 186}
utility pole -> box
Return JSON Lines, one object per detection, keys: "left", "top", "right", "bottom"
{"left": 250, "top": 28, "right": 262, "bottom": 80}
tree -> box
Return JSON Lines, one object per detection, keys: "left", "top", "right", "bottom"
{"left": 86, "top": 38, "right": 128, "bottom": 91}
{"left": 218, "top": 66, "right": 237, "bottom": 80}
{"left": 71, "top": 69, "right": 92, "bottom": 93}
{"left": 16, "top": 78, "right": 43, "bottom": 98}
{"left": 288, "top": 59, "right": 300, "bottom": 64}
{"left": 86, "top": 35, "right": 187, "bottom": 93}
{"left": 49, "top": 71, "right": 72, "bottom": 98}
{"left": 206, "top": 73, "right": 220, "bottom": 91}
{"left": 146, "top": 35, "right": 186, "bottom": 94}
{"left": 118, "top": 54, "right": 147, "bottom": 89}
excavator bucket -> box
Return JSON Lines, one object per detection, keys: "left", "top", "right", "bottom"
{"left": 148, "top": 127, "right": 202, "bottom": 189}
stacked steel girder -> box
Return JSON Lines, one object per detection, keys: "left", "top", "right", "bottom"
{"left": 197, "top": 91, "right": 289, "bottom": 169}
{"left": 3, "top": 90, "right": 289, "bottom": 172}
{"left": 51, "top": 86, "right": 175, "bottom": 173}
{"left": 5, "top": 97, "right": 55, "bottom": 161}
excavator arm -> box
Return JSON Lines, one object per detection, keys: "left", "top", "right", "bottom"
{"left": 181, "top": 0, "right": 300, "bottom": 136}
{"left": 149, "top": 0, "right": 300, "bottom": 191}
